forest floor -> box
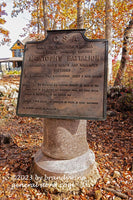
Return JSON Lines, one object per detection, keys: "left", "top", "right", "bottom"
{"left": 0, "top": 75, "right": 132, "bottom": 200}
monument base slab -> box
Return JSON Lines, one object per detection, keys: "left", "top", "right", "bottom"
{"left": 31, "top": 149, "right": 100, "bottom": 193}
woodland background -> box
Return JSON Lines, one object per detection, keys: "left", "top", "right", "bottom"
{"left": 0, "top": 0, "right": 133, "bottom": 86}
{"left": 0, "top": 0, "right": 133, "bottom": 199}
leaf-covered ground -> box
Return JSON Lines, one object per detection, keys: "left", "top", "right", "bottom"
{"left": 0, "top": 75, "right": 132, "bottom": 200}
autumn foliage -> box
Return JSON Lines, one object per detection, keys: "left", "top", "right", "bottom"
{"left": 0, "top": 75, "right": 133, "bottom": 199}
{"left": 0, "top": 1, "right": 10, "bottom": 45}
{"left": 0, "top": 1, "right": 133, "bottom": 197}
{"left": 10, "top": 0, "right": 133, "bottom": 86}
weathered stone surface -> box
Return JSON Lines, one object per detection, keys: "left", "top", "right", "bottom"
{"left": 32, "top": 118, "right": 100, "bottom": 192}
{"left": 33, "top": 149, "right": 95, "bottom": 177}
{"left": 41, "top": 119, "right": 88, "bottom": 160}
{"left": 22, "top": 30, "right": 102, "bottom": 192}
{"left": 32, "top": 149, "right": 100, "bottom": 193}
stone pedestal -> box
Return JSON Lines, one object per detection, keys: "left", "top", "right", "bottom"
{"left": 31, "top": 119, "right": 100, "bottom": 192}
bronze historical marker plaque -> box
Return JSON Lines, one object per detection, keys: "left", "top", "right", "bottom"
{"left": 17, "top": 29, "right": 108, "bottom": 120}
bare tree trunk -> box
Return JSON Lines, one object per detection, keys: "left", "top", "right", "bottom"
{"left": 77, "top": 0, "right": 84, "bottom": 29}
{"left": 105, "top": 0, "right": 112, "bottom": 82}
{"left": 42, "top": 0, "right": 47, "bottom": 37}
{"left": 37, "top": 0, "right": 40, "bottom": 34}
{"left": 114, "top": 13, "right": 133, "bottom": 86}
{"left": 52, "top": 22, "right": 56, "bottom": 30}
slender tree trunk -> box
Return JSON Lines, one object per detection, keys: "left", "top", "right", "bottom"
{"left": 77, "top": 0, "right": 84, "bottom": 29}
{"left": 105, "top": 0, "right": 112, "bottom": 82}
{"left": 37, "top": 0, "right": 40, "bottom": 34}
{"left": 42, "top": 0, "right": 47, "bottom": 37}
{"left": 52, "top": 21, "right": 56, "bottom": 30}
{"left": 114, "top": 13, "right": 133, "bottom": 86}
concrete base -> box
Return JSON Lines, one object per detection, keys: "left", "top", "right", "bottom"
{"left": 31, "top": 149, "right": 100, "bottom": 192}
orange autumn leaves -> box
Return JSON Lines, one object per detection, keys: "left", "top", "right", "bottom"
{"left": 0, "top": 1, "right": 10, "bottom": 45}
{"left": 11, "top": 0, "right": 132, "bottom": 58}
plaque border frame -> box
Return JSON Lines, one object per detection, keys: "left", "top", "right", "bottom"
{"left": 16, "top": 29, "right": 108, "bottom": 120}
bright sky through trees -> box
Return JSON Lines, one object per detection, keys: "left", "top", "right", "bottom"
{"left": 0, "top": 0, "right": 132, "bottom": 64}
{"left": 0, "top": 1, "right": 29, "bottom": 58}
